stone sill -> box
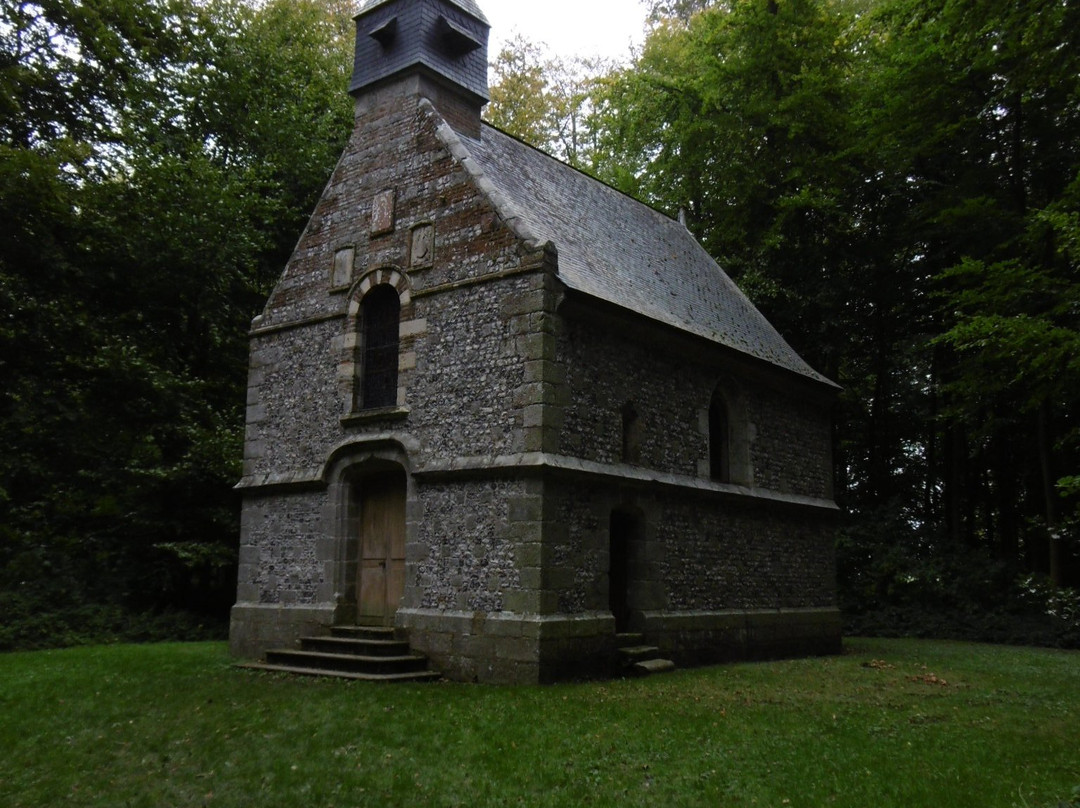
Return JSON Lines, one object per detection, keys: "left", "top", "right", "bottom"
{"left": 340, "top": 406, "right": 410, "bottom": 427}
{"left": 233, "top": 468, "right": 325, "bottom": 491}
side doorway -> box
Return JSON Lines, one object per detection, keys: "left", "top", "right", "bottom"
{"left": 354, "top": 467, "right": 407, "bottom": 626}
{"left": 609, "top": 508, "right": 643, "bottom": 633}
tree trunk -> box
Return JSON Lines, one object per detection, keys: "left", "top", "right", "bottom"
{"left": 1037, "top": 401, "right": 1061, "bottom": 586}
{"left": 943, "top": 423, "right": 970, "bottom": 546}
{"left": 993, "top": 429, "right": 1020, "bottom": 563}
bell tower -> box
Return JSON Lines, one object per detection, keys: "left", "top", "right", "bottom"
{"left": 350, "top": 0, "right": 490, "bottom": 138}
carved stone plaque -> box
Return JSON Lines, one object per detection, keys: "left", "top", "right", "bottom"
{"left": 410, "top": 224, "right": 434, "bottom": 267}
{"left": 371, "top": 189, "right": 395, "bottom": 235}
{"left": 332, "top": 247, "right": 354, "bottom": 288}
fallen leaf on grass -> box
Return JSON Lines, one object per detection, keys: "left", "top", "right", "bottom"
{"left": 907, "top": 673, "right": 948, "bottom": 686}
{"left": 861, "top": 659, "right": 894, "bottom": 670}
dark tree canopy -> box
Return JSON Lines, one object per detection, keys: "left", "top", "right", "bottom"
{"left": 0, "top": 0, "right": 354, "bottom": 648}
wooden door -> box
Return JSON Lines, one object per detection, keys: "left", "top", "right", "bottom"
{"left": 357, "top": 471, "right": 406, "bottom": 625}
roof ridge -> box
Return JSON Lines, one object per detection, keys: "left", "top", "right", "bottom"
{"left": 420, "top": 98, "right": 550, "bottom": 252}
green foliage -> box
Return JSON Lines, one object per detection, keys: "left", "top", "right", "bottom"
{"left": 2, "top": 639, "right": 1078, "bottom": 806}
{"left": 486, "top": 36, "right": 557, "bottom": 150}
{"left": 485, "top": 35, "right": 608, "bottom": 169}
{"left": 837, "top": 506, "right": 1080, "bottom": 648}
{"left": 0, "top": 596, "right": 225, "bottom": 651}
{"left": 0, "top": 0, "right": 185, "bottom": 148}
{"left": 0, "top": 0, "right": 354, "bottom": 646}
{"left": 645, "top": 0, "right": 719, "bottom": 23}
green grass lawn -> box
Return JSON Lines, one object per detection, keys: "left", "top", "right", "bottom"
{"left": 1, "top": 637, "right": 1077, "bottom": 807}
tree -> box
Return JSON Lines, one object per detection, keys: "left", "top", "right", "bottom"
{"left": 486, "top": 36, "right": 555, "bottom": 149}
{"left": 856, "top": 0, "right": 1080, "bottom": 582}
{"left": 645, "top": 0, "right": 721, "bottom": 23}
{"left": 0, "top": 0, "right": 188, "bottom": 149}
{"left": 485, "top": 34, "right": 606, "bottom": 169}
{"left": 0, "top": 0, "right": 355, "bottom": 647}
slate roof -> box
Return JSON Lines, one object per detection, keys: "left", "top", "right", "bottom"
{"left": 356, "top": 0, "right": 489, "bottom": 24}
{"left": 433, "top": 111, "right": 833, "bottom": 386}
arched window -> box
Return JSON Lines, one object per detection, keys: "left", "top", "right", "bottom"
{"left": 709, "top": 389, "right": 730, "bottom": 482}
{"left": 361, "top": 285, "right": 400, "bottom": 409}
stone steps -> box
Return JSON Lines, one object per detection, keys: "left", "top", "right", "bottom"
{"left": 238, "top": 625, "right": 441, "bottom": 683}
{"left": 299, "top": 635, "right": 412, "bottom": 657}
{"left": 238, "top": 662, "right": 442, "bottom": 682}
{"left": 616, "top": 633, "right": 676, "bottom": 677}
{"left": 631, "top": 657, "right": 677, "bottom": 675}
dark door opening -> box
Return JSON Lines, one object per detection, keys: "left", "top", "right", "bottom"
{"left": 609, "top": 510, "right": 638, "bottom": 633}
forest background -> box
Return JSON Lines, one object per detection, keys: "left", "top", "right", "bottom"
{"left": 1, "top": 0, "right": 1077, "bottom": 650}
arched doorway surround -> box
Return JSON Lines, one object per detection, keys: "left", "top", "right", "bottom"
{"left": 324, "top": 440, "right": 412, "bottom": 627}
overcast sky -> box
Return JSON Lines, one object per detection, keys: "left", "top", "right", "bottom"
{"left": 481, "top": 0, "right": 649, "bottom": 63}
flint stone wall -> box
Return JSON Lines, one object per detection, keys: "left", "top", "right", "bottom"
{"left": 411, "top": 477, "right": 526, "bottom": 612}
{"left": 543, "top": 477, "right": 836, "bottom": 615}
{"left": 555, "top": 312, "right": 834, "bottom": 499}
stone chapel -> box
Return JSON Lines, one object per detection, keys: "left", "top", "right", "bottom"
{"left": 229, "top": 0, "right": 843, "bottom": 683}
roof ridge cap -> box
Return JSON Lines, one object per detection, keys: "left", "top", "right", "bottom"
{"left": 419, "top": 99, "right": 550, "bottom": 253}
